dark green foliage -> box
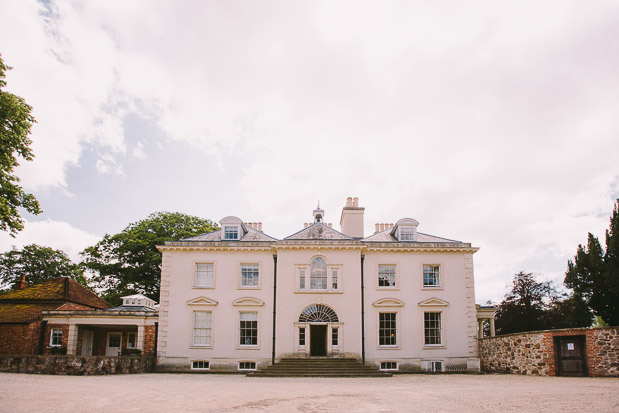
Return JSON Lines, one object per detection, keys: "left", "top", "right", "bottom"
{"left": 547, "top": 293, "right": 594, "bottom": 329}
{"left": 565, "top": 201, "right": 619, "bottom": 326}
{"left": 82, "top": 212, "right": 218, "bottom": 305}
{"left": 495, "top": 271, "right": 556, "bottom": 334}
{"left": 0, "top": 244, "right": 87, "bottom": 290}
{"left": 0, "top": 54, "right": 42, "bottom": 236}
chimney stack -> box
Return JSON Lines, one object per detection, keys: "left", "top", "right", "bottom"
{"left": 340, "top": 196, "right": 365, "bottom": 238}
{"left": 15, "top": 275, "right": 27, "bottom": 290}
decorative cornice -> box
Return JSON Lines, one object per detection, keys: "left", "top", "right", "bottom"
{"left": 158, "top": 244, "right": 273, "bottom": 252}
{"left": 186, "top": 296, "right": 219, "bottom": 306}
{"left": 372, "top": 298, "right": 405, "bottom": 307}
{"left": 232, "top": 297, "right": 265, "bottom": 307}
{"left": 418, "top": 297, "right": 450, "bottom": 307}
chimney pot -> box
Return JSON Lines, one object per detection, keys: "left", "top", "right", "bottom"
{"left": 304, "top": 223, "right": 308, "bottom": 228}
{"left": 16, "top": 275, "right": 27, "bottom": 290}
{"left": 353, "top": 197, "right": 359, "bottom": 207}
{"left": 375, "top": 223, "right": 379, "bottom": 233}
{"left": 258, "top": 222, "right": 262, "bottom": 232}
{"left": 328, "top": 223, "right": 332, "bottom": 228}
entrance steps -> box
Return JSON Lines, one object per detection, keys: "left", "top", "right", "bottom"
{"left": 247, "top": 357, "right": 392, "bottom": 377}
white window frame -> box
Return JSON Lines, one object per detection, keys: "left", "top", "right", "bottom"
{"left": 380, "top": 361, "right": 399, "bottom": 371}
{"left": 127, "top": 332, "right": 137, "bottom": 348}
{"left": 238, "top": 311, "right": 259, "bottom": 349}
{"left": 422, "top": 265, "right": 441, "bottom": 289}
{"left": 238, "top": 361, "right": 257, "bottom": 371}
{"left": 194, "top": 263, "right": 215, "bottom": 288}
{"left": 192, "top": 310, "right": 213, "bottom": 348}
{"left": 295, "top": 260, "right": 343, "bottom": 293}
{"left": 223, "top": 225, "right": 240, "bottom": 240}
{"left": 239, "top": 263, "right": 260, "bottom": 289}
{"left": 423, "top": 311, "right": 443, "bottom": 347}
{"left": 191, "top": 360, "right": 210, "bottom": 370}
{"left": 49, "top": 328, "right": 63, "bottom": 347}
{"left": 377, "top": 264, "right": 398, "bottom": 289}
{"left": 399, "top": 227, "right": 415, "bottom": 241}
{"left": 378, "top": 311, "right": 399, "bottom": 348}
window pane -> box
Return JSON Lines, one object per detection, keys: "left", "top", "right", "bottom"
{"left": 299, "top": 269, "right": 305, "bottom": 289}
{"left": 400, "top": 228, "right": 415, "bottom": 240}
{"left": 241, "top": 264, "right": 260, "bottom": 287}
{"left": 332, "top": 328, "right": 339, "bottom": 346}
{"left": 378, "top": 265, "right": 396, "bottom": 287}
{"left": 299, "top": 327, "right": 306, "bottom": 346}
{"left": 240, "top": 312, "right": 258, "bottom": 346}
{"left": 193, "top": 311, "right": 212, "bottom": 346}
{"left": 195, "top": 263, "right": 214, "bottom": 287}
{"left": 424, "top": 312, "right": 442, "bottom": 345}
{"left": 310, "top": 257, "right": 327, "bottom": 289}
{"left": 224, "top": 226, "right": 239, "bottom": 240}
{"left": 50, "top": 329, "right": 63, "bottom": 346}
{"left": 423, "top": 265, "right": 440, "bottom": 287}
{"left": 379, "top": 313, "right": 397, "bottom": 346}
{"left": 332, "top": 270, "right": 338, "bottom": 290}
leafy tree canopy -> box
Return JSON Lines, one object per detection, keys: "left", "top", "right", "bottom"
{"left": 0, "top": 244, "right": 86, "bottom": 290}
{"left": 82, "top": 212, "right": 218, "bottom": 305}
{"left": 0, "top": 54, "right": 42, "bottom": 236}
{"left": 565, "top": 201, "right": 619, "bottom": 325}
{"left": 494, "top": 271, "right": 593, "bottom": 335}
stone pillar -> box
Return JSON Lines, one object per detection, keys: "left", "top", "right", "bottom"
{"left": 67, "top": 324, "right": 79, "bottom": 355}
{"left": 490, "top": 318, "right": 496, "bottom": 337}
{"left": 478, "top": 320, "right": 484, "bottom": 338}
{"left": 137, "top": 325, "right": 145, "bottom": 350}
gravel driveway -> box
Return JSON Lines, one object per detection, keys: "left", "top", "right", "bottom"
{"left": 0, "top": 373, "right": 617, "bottom": 413}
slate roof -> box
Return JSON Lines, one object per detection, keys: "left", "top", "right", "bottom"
{"left": 181, "top": 226, "right": 277, "bottom": 242}
{"left": 362, "top": 229, "right": 461, "bottom": 243}
{"left": 0, "top": 278, "right": 111, "bottom": 323}
{"left": 284, "top": 222, "right": 354, "bottom": 241}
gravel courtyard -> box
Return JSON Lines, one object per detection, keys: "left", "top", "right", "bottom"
{"left": 0, "top": 373, "right": 617, "bottom": 413}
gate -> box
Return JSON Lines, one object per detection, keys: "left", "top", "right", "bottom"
{"left": 555, "top": 335, "right": 587, "bottom": 376}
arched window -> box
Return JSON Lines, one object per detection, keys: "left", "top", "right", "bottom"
{"left": 298, "top": 304, "right": 339, "bottom": 323}
{"left": 310, "top": 257, "right": 327, "bottom": 289}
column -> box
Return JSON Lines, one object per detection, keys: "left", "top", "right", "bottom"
{"left": 67, "top": 324, "right": 79, "bottom": 355}
{"left": 489, "top": 318, "right": 496, "bottom": 337}
{"left": 137, "top": 325, "right": 145, "bottom": 350}
{"left": 478, "top": 320, "right": 484, "bottom": 338}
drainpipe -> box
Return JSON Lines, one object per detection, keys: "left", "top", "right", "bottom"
{"left": 272, "top": 254, "right": 277, "bottom": 365}
{"left": 361, "top": 254, "right": 365, "bottom": 365}
{"left": 154, "top": 322, "right": 158, "bottom": 358}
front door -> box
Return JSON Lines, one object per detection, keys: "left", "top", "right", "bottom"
{"left": 106, "top": 332, "right": 122, "bottom": 356}
{"left": 555, "top": 336, "right": 587, "bottom": 376}
{"left": 310, "top": 325, "right": 327, "bottom": 357}
{"left": 81, "top": 330, "right": 93, "bottom": 356}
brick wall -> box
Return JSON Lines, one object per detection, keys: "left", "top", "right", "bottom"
{"left": 0, "top": 321, "right": 42, "bottom": 355}
{"left": 143, "top": 325, "right": 156, "bottom": 356}
{"left": 479, "top": 326, "right": 618, "bottom": 377}
{"left": 42, "top": 324, "right": 69, "bottom": 354}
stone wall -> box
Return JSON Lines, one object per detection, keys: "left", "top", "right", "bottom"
{"left": 479, "top": 327, "right": 618, "bottom": 377}
{"left": 0, "top": 355, "right": 154, "bottom": 375}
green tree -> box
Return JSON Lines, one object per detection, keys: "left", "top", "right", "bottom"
{"left": 0, "top": 54, "right": 42, "bottom": 236}
{"left": 565, "top": 201, "right": 619, "bottom": 325}
{"left": 494, "top": 271, "right": 557, "bottom": 334}
{"left": 0, "top": 244, "right": 86, "bottom": 290}
{"left": 82, "top": 212, "right": 218, "bottom": 305}
{"left": 547, "top": 293, "right": 593, "bottom": 329}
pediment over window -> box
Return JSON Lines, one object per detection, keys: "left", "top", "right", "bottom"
{"left": 186, "top": 296, "right": 219, "bottom": 306}
{"left": 372, "top": 298, "right": 405, "bottom": 307}
{"left": 418, "top": 297, "right": 449, "bottom": 307}
{"left": 232, "top": 297, "right": 265, "bottom": 307}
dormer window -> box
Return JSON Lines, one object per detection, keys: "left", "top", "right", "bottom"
{"left": 400, "top": 228, "right": 415, "bottom": 241}
{"left": 392, "top": 218, "right": 419, "bottom": 242}
{"left": 224, "top": 226, "right": 240, "bottom": 240}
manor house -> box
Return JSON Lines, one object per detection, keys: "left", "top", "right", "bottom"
{"left": 156, "top": 197, "right": 481, "bottom": 373}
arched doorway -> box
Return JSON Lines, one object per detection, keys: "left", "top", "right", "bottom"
{"left": 298, "top": 304, "right": 339, "bottom": 357}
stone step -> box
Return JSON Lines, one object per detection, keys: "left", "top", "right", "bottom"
{"left": 247, "top": 358, "right": 392, "bottom": 378}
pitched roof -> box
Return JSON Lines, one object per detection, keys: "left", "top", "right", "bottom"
{"left": 362, "top": 230, "right": 460, "bottom": 243}
{"left": 181, "top": 226, "right": 277, "bottom": 242}
{"left": 284, "top": 222, "right": 353, "bottom": 241}
{"left": 0, "top": 278, "right": 111, "bottom": 310}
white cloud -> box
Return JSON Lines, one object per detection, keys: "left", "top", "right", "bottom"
{"left": 0, "top": 0, "right": 618, "bottom": 303}
{"left": 0, "top": 219, "right": 100, "bottom": 263}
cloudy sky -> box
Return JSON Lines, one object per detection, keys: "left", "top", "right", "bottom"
{"left": 1, "top": 0, "right": 618, "bottom": 303}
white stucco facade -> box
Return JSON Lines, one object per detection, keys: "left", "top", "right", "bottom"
{"left": 156, "top": 198, "right": 480, "bottom": 373}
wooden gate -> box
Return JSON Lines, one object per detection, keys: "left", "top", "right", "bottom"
{"left": 555, "top": 335, "right": 587, "bottom": 376}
